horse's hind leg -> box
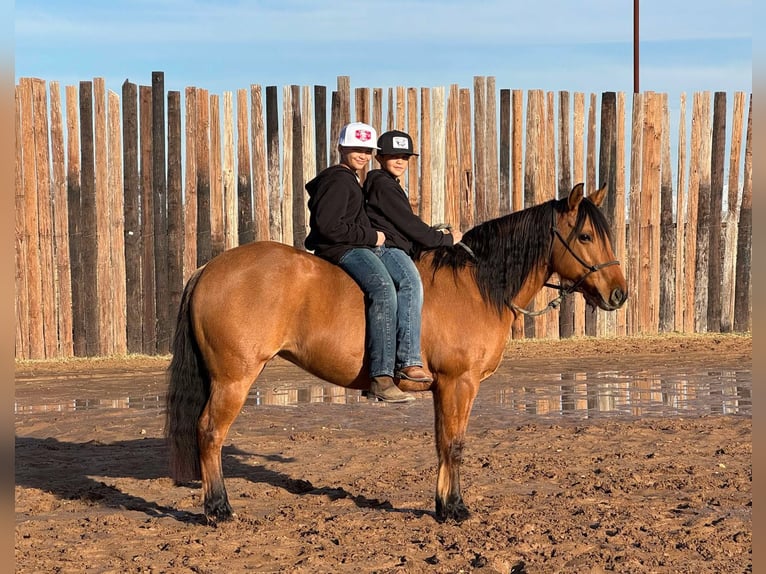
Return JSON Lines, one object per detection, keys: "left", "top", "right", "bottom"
{"left": 432, "top": 374, "right": 480, "bottom": 522}
{"left": 197, "top": 371, "right": 260, "bottom": 523}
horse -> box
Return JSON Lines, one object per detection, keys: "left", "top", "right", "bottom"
{"left": 165, "top": 182, "right": 628, "bottom": 524}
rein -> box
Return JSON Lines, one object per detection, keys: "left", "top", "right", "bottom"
{"left": 510, "top": 215, "right": 620, "bottom": 317}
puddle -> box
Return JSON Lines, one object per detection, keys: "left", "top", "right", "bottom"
{"left": 14, "top": 365, "right": 751, "bottom": 419}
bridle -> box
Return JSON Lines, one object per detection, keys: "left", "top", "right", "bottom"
{"left": 510, "top": 214, "right": 620, "bottom": 317}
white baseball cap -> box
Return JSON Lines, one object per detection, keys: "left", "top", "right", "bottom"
{"left": 338, "top": 122, "right": 379, "bottom": 149}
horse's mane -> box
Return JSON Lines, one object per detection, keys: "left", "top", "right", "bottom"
{"left": 419, "top": 197, "right": 613, "bottom": 314}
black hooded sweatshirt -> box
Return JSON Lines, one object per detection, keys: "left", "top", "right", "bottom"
{"left": 363, "top": 169, "right": 454, "bottom": 256}
{"left": 304, "top": 164, "right": 378, "bottom": 265}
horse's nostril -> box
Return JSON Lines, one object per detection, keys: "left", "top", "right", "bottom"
{"left": 611, "top": 288, "right": 627, "bottom": 306}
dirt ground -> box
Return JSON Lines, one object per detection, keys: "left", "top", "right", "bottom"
{"left": 15, "top": 333, "right": 751, "bottom": 573}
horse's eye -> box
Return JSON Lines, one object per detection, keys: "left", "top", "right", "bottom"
{"left": 579, "top": 233, "right": 592, "bottom": 243}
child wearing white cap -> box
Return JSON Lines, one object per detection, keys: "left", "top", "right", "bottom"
{"left": 304, "top": 122, "right": 418, "bottom": 403}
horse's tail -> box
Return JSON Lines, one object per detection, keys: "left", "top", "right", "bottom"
{"left": 165, "top": 267, "right": 208, "bottom": 483}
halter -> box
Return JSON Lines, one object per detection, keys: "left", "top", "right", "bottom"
{"left": 510, "top": 213, "right": 620, "bottom": 317}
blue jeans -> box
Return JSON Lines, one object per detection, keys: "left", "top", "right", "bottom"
{"left": 339, "top": 246, "right": 424, "bottom": 378}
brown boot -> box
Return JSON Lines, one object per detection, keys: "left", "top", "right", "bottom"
{"left": 395, "top": 365, "right": 433, "bottom": 383}
{"left": 369, "top": 376, "right": 415, "bottom": 403}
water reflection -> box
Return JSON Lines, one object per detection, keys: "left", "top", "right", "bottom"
{"left": 484, "top": 369, "right": 751, "bottom": 418}
{"left": 14, "top": 368, "right": 751, "bottom": 418}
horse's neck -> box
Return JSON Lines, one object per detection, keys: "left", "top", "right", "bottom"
{"left": 510, "top": 263, "right": 551, "bottom": 311}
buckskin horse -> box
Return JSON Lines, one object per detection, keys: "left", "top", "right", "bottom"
{"left": 166, "top": 182, "right": 628, "bottom": 523}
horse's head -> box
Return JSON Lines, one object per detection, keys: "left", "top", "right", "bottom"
{"left": 550, "top": 183, "right": 628, "bottom": 311}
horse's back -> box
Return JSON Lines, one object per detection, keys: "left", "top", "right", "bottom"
{"left": 190, "top": 241, "right": 368, "bottom": 385}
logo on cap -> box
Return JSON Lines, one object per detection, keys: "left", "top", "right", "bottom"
{"left": 392, "top": 136, "right": 409, "bottom": 150}
{"left": 355, "top": 129, "right": 372, "bottom": 142}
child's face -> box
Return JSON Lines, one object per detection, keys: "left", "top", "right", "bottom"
{"left": 377, "top": 154, "right": 411, "bottom": 179}
{"left": 339, "top": 147, "right": 374, "bottom": 171}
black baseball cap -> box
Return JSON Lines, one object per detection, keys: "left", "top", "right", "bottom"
{"left": 376, "top": 130, "right": 419, "bottom": 156}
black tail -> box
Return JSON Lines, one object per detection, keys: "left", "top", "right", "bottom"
{"left": 165, "top": 267, "right": 208, "bottom": 483}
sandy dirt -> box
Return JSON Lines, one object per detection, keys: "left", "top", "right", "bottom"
{"left": 15, "top": 334, "right": 751, "bottom": 573}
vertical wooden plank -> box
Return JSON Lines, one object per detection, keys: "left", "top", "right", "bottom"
{"left": 209, "top": 94, "right": 225, "bottom": 258}
{"left": 250, "top": 85, "right": 269, "bottom": 242}
{"left": 572, "top": 92, "right": 586, "bottom": 336}
{"left": 396, "top": 85, "right": 406, "bottom": 130}
{"left": 673, "top": 94, "right": 687, "bottom": 333}
{"left": 335, "top": 76, "right": 351, "bottom": 168}
{"left": 31, "top": 79, "right": 57, "bottom": 357}
{"left": 584, "top": 93, "right": 598, "bottom": 336}
{"left": 693, "top": 92, "right": 712, "bottom": 332}
{"left": 430, "top": 87, "right": 446, "bottom": 225}
{"left": 372, "top": 88, "right": 383, "bottom": 138}
{"left": 597, "top": 92, "right": 617, "bottom": 337}
{"left": 386, "top": 88, "right": 394, "bottom": 131}
{"left": 658, "top": 93, "right": 675, "bottom": 332}
{"left": 290, "top": 85, "right": 306, "bottom": 246}
{"left": 721, "top": 92, "right": 745, "bottom": 331}
{"left": 314, "top": 85, "right": 328, "bottom": 173}
{"left": 80, "top": 80, "right": 100, "bottom": 356}
{"left": 107, "top": 89, "right": 127, "bottom": 355}
{"left": 223, "top": 91, "right": 238, "bottom": 250}
{"left": 499, "top": 88, "right": 511, "bottom": 216}
{"left": 151, "top": 72, "right": 169, "bottom": 354}
{"left": 281, "top": 85, "right": 293, "bottom": 245}
{"left": 122, "top": 80, "right": 142, "bottom": 351}
{"left": 614, "top": 92, "right": 628, "bottom": 336}
{"left": 166, "top": 90, "right": 184, "bottom": 341}
{"left": 485, "top": 77, "right": 499, "bottom": 219}
{"left": 354, "top": 87, "right": 372, "bottom": 181}
{"left": 139, "top": 85, "right": 156, "bottom": 354}
{"left": 406, "top": 87, "right": 419, "bottom": 212}
{"left": 542, "top": 91, "right": 558, "bottom": 339}
{"left": 15, "top": 85, "right": 30, "bottom": 359}
{"left": 49, "top": 82, "right": 73, "bottom": 357}
{"left": 302, "top": 85, "right": 316, "bottom": 240}
{"left": 266, "top": 85, "right": 281, "bottom": 242}
{"left": 66, "top": 85, "right": 86, "bottom": 355}
{"left": 522, "top": 89, "right": 541, "bottom": 337}
{"left": 682, "top": 93, "right": 702, "bottom": 334}
{"left": 511, "top": 90, "right": 524, "bottom": 214}
{"left": 459, "top": 88, "right": 474, "bottom": 231}
{"left": 473, "top": 76, "right": 487, "bottom": 222}
{"left": 444, "top": 84, "right": 460, "bottom": 228}
{"left": 733, "top": 94, "right": 751, "bottom": 332}
{"left": 419, "top": 88, "right": 432, "bottom": 224}
{"left": 22, "top": 79, "right": 44, "bottom": 358}
{"left": 93, "top": 78, "right": 113, "bottom": 356}
{"left": 706, "top": 92, "right": 726, "bottom": 332}
{"left": 183, "top": 87, "right": 198, "bottom": 279}
{"left": 236, "top": 88, "right": 254, "bottom": 245}
{"left": 196, "top": 88, "right": 212, "bottom": 265}
{"left": 640, "top": 92, "right": 662, "bottom": 334}
{"left": 627, "top": 93, "right": 643, "bottom": 335}
{"left": 557, "top": 90, "right": 574, "bottom": 338}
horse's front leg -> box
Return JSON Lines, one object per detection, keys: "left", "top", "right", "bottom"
{"left": 431, "top": 374, "right": 480, "bottom": 522}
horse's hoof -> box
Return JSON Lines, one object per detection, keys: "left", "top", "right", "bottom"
{"left": 435, "top": 500, "right": 471, "bottom": 523}
{"left": 204, "top": 501, "right": 235, "bottom": 524}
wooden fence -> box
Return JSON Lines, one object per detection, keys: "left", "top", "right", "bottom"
{"left": 14, "top": 73, "right": 752, "bottom": 360}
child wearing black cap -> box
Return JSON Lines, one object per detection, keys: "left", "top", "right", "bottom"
{"left": 363, "top": 130, "right": 463, "bottom": 384}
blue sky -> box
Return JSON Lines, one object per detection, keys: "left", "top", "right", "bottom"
{"left": 15, "top": 0, "right": 752, "bottom": 100}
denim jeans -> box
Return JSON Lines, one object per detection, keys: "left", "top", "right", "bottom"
{"left": 339, "top": 246, "right": 424, "bottom": 378}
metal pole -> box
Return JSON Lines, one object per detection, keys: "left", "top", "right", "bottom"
{"left": 634, "top": 0, "right": 640, "bottom": 93}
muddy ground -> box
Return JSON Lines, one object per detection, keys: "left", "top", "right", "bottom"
{"left": 15, "top": 334, "right": 751, "bottom": 573}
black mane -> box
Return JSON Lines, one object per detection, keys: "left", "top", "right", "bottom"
{"left": 419, "top": 197, "right": 613, "bottom": 314}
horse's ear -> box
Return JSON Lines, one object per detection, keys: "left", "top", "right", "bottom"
{"left": 588, "top": 184, "right": 608, "bottom": 207}
{"left": 567, "top": 183, "right": 585, "bottom": 212}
